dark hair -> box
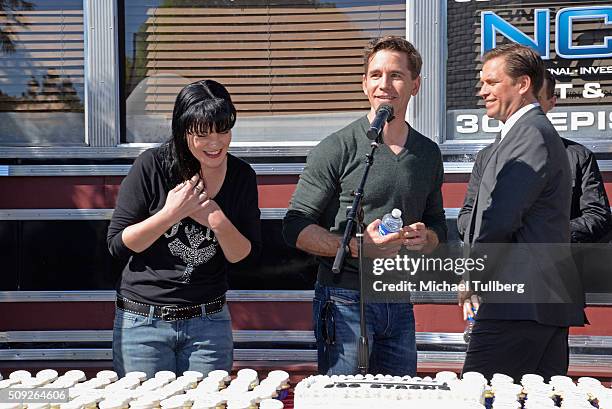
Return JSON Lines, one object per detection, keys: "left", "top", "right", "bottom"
{"left": 482, "top": 43, "right": 545, "bottom": 97}
{"left": 163, "top": 79, "right": 236, "bottom": 184}
{"left": 364, "top": 36, "right": 422, "bottom": 79}
{"left": 542, "top": 70, "right": 556, "bottom": 99}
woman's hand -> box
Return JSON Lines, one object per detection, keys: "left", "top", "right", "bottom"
{"left": 190, "top": 198, "right": 225, "bottom": 230}
{"left": 121, "top": 174, "right": 210, "bottom": 253}
{"left": 161, "top": 174, "right": 208, "bottom": 225}
{"left": 189, "top": 198, "right": 252, "bottom": 263}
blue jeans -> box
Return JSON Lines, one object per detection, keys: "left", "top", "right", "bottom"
{"left": 313, "top": 283, "right": 416, "bottom": 376}
{"left": 112, "top": 304, "right": 233, "bottom": 378}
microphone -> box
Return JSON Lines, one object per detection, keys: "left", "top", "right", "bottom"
{"left": 367, "top": 104, "right": 395, "bottom": 141}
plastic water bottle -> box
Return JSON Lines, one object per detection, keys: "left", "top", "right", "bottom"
{"left": 463, "top": 308, "right": 477, "bottom": 343}
{"left": 379, "top": 208, "right": 403, "bottom": 236}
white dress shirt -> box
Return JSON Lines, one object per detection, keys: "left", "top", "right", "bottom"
{"left": 500, "top": 102, "right": 541, "bottom": 140}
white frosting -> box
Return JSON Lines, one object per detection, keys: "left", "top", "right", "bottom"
{"left": 294, "top": 373, "right": 485, "bottom": 409}
{"left": 139, "top": 378, "right": 169, "bottom": 391}
{"left": 206, "top": 370, "right": 231, "bottom": 383}
{"left": 97, "top": 371, "right": 119, "bottom": 382}
{"left": 182, "top": 371, "right": 204, "bottom": 382}
{"left": 124, "top": 372, "right": 148, "bottom": 382}
{"left": 260, "top": 399, "right": 284, "bottom": 409}
{"left": 98, "top": 399, "right": 126, "bottom": 409}
{"left": 266, "top": 371, "right": 289, "bottom": 386}
{"left": 195, "top": 380, "right": 222, "bottom": 394}
{"left": 20, "top": 378, "right": 46, "bottom": 388}
{"left": 9, "top": 371, "right": 31, "bottom": 382}
{"left": 36, "top": 369, "right": 59, "bottom": 384}
{"left": 155, "top": 371, "right": 177, "bottom": 382}
{"left": 0, "top": 379, "right": 20, "bottom": 388}
{"left": 129, "top": 400, "right": 157, "bottom": 409}
{"left": 27, "top": 404, "right": 51, "bottom": 409}
{"left": 521, "top": 374, "right": 544, "bottom": 386}
{"left": 0, "top": 404, "right": 23, "bottom": 409}
{"left": 191, "top": 399, "right": 220, "bottom": 409}
{"left": 63, "top": 370, "right": 87, "bottom": 382}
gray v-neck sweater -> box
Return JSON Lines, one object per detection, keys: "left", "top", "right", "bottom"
{"left": 283, "top": 116, "right": 447, "bottom": 289}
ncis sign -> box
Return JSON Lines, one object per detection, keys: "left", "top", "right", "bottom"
{"left": 446, "top": 0, "right": 612, "bottom": 141}
{"left": 481, "top": 6, "right": 612, "bottom": 59}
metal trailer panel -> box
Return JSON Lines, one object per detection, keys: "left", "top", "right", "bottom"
{"left": 84, "top": 0, "right": 119, "bottom": 147}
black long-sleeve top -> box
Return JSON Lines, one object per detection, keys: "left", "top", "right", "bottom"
{"left": 107, "top": 147, "right": 262, "bottom": 305}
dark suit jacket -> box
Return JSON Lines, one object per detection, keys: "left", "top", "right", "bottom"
{"left": 458, "top": 107, "right": 585, "bottom": 327}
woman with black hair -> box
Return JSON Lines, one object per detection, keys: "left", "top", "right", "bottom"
{"left": 107, "top": 79, "right": 262, "bottom": 377}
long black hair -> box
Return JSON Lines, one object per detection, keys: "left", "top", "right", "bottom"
{"left": 162, "top": 79, "right": 236, "bottom": 185}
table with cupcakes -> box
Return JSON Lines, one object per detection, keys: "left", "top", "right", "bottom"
{"left": 0, "top": 368, "right": 610, "bottom": 408}
{"left": 0, "top": 368, "right": 288, "bottom": 409}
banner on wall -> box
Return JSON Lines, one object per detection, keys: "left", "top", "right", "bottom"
{"left": 446, "top": 0, "right": 612, "bottom": 140}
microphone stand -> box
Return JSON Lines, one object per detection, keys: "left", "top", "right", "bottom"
{"left": 332, "top": 137, "right": 380, "bottom": 375}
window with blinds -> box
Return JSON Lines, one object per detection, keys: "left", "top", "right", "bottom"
{"left": 0, "top": 0, "right": 84, "bottom": 146}
{"left": 122, "top": 0, "right": 406, "bottom": 144}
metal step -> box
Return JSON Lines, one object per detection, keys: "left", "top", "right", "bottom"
{"left": 3, "top": 330, "right": 612, "bottom": 349}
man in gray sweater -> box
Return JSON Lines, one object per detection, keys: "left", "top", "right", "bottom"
{"left": 282, "top": 36, "right": 447, "bottom": 375}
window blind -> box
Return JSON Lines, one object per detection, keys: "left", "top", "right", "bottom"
{"left": 123, "top": 1, "right": 406, "bottom": 143}
{"left": 0, "top": 0, "right": 84, "bottom": 145}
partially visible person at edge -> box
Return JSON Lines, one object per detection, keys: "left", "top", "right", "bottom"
{"left": 537, "top": 70, "right": 612, "bottom": 244}
{"left": 107, "top": 79, "right": 262, "bottom": 378}
{"left": 282, "top": 36, "right": 447, "bottom": 376}
{"left": 457, "top": 44, "right": 584, "bottom": 382}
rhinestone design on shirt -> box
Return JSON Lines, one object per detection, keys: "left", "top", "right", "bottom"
{"left": 166, "top": 222, "right": 218, "bottom": 283}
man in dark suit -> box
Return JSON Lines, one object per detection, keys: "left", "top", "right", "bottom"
{"left": 457, "top": 44, "right": 585, "bottom": 382}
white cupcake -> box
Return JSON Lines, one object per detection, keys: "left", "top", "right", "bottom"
{"left": 435, "top": 372, "right": 458, "bottom": 383}
{"left": 0, "top": 379, "right": 21, "bottom": 388}
{"left": 98, "top": 400, "right": 128, "bottom": 409}
{"left": 9, "top": 371, "right": 31, "bottom": 382}
{"left": 206, "top": 371, "right": 230, "bottom": 386}
{"left": 27, "top": 404, "right": 51, "bottom": 409}
{"left": 236, "top": 369, "right": 258, "bottom": 390}
{"left": 97, "top": 371, "right": 119, "bottom": 383}
{"left": 182, "top": 371, "right": 204, "bottom": 383}
{"left": 0, "top": 404, "right": 24, "bottom": 409}
{"left": 63, "top": 371, "right": 86, "bottom": 383}
{"left": 128, "top": 399, "right": 158, "bottom": 409}
{"left": 124, "top": 372, "right": 148, "bottom": 382}
{"left": 154, "top": 372, "right": 176, "bottom": 383}
{"left": 36, "top": 370, "right": 59, "bottom": 384}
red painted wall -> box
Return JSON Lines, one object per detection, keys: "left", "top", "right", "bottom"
{"left": 1, "top": 174, "right": 611, "bottom": 210}
{"left": 2, "top": 302, "right": 611, "bottom": 336}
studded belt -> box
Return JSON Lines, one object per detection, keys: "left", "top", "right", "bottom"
{"left": 116, "top": 294, "right": 225, "bottom": 321}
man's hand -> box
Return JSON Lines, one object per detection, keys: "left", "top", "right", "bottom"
{"left": 458, "top": 287, "right": 481, "bottom": 320}
{"left": 402, "top": 222, "right": 427, "bottom": 250}
{"left": 361, "top": 219, "right": 405, "bottom": 258}
{"left": 403, "top": 222, "right": 439, "bottom": 254}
